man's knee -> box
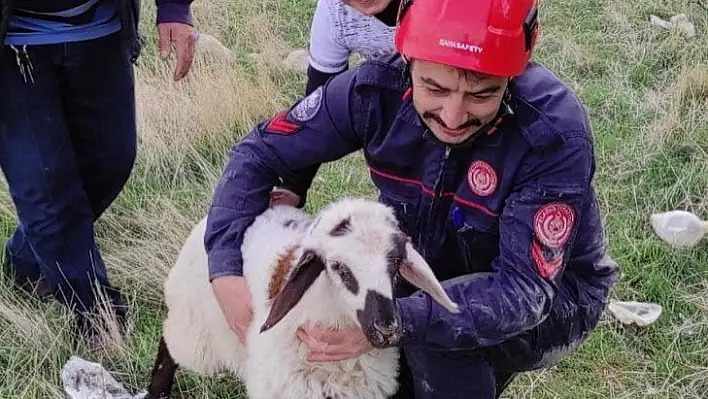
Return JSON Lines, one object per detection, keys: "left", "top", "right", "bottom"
{"left": 400, "top": 345, "right": 498, "bottom": 398}
{"left": 80, "top": 137, "right": 136, "bottom": 214}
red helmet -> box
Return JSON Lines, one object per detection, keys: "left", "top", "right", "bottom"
{"left": 395, "top": 0, "right": 540, "bottom": 77}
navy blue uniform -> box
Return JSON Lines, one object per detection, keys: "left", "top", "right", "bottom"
{"left": 205, "top": 54, "right": 620, "bottom": 397}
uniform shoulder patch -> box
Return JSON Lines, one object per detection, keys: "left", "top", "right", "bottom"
{"left": 467, "top": 160, "right": 498, "bottom": 197}
{"left": 264, "top": 110, "right": 302, "bottom": 135}
{"left": 533, "top": 202, "right": 576, "bottom": 249}
{"left": 531, "top": 242, "right": 564, "bottom": 279}
{"left": 288, "top": 85, "right": 324, "bottom": 122}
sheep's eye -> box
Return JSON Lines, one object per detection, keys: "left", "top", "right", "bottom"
{"left": 330, "top": 261, "right": 343, "bottom": 272}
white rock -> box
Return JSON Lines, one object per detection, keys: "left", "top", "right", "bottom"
{"left": 196, "top": 33, "right": 236, "bottom": 64}
{"left": 649, "top": 14, "right": 696, "bottom": 38}
{"left": 282, "top": 48, "right": 309, "bottom": 73}
{"left": 649, "top": 14, "right": 673, "bottom": 30}
{"left": 670, "top": 14, "right": 696, "bottom": 38}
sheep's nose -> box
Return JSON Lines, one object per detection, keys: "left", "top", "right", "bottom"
{"left": 369, "top": 320, "right": 402, "bottom": 348}
{"left": 356, "top": 290, "right": 402, "bottom": 348}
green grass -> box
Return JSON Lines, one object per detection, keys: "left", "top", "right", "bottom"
{"left": 0, "top": 0, "right": 707, "bottom": 397}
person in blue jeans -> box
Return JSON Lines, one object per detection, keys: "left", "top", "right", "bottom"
{"left": 0, "top": 0, "right": 196, "bottom": 346}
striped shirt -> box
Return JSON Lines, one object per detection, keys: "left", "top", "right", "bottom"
{"left": 5, "top": 0, "right": 121, "bottom": 46}
{"left": 308, "top": 0, "right": 397, "bottom": 74}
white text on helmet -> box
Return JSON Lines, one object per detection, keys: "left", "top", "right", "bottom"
{"left": 438, "top": 39, "right": 483, "bottom": 54}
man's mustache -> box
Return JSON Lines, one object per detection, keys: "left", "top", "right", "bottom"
{"left": 422, "top": 112, "right": 481, "bottom": 131}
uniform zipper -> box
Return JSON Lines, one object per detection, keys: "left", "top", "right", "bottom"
{"left": 420, "top": 146, "right": 452, "bottom": 257}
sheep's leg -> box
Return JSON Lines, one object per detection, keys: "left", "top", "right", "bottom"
{"left": 146, "top": 335, "right": 179, "bottom": 398}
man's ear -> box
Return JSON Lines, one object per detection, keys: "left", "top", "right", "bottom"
{"left": 260, "top": 249, "right": 326, "bottom": 333}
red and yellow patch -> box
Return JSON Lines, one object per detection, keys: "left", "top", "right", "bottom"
{"left": 531, "top": 202, "right": 576, "bottom": 279}
{"left": 264, "top": 111, "right": 302, "bottom": 135}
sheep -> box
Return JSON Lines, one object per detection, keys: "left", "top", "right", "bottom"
{"left": 146, "top": 197, "right": 461, "bottom": 399}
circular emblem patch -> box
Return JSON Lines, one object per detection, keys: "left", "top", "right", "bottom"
{"left": 288, "top": 85, "right": 323, "bottom": 122}
{"left": 533, "top": 203, "right": 576, "bottom": 248}
{"left": 467, "top": 160, "right": 498, "bottom": 197}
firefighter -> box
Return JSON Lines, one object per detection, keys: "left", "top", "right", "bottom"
{"left": 205, "top": 0, "right": 619, "bottom": 396}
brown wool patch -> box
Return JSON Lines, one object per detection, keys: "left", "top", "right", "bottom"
{"left": 267, "top": 244, "right": 299, "bottom": 301}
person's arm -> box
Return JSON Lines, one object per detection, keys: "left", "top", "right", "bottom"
{"left": 397, "top": 134, "right": 596, "bottom": 349}
{"left": 305, "top": 0, "right": 350, "bottom": 89}
{"left": 305, "top": 65, "right": 344, "bottom": 96}
{"left": 205, "top": 68, "right": 368, "bottom": 281}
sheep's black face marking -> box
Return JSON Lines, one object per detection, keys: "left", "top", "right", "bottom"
{"left": 328, "top": 217, "right": 351, "bottom": 236}
{"left": 386, "top": 233, "right": 408, "bottom": 279}
{"left": 330, "top": 261, "right": 359, "bottom": 295}
{"left": 356, "top": 290, "right": 402, "bottom": 348}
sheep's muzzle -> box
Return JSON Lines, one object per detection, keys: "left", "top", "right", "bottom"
{"left": 357, "top": 290, "right": 403, "bottom": 348}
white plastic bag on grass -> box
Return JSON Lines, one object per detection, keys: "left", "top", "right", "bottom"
{"left": 650, "top": 210, "right": 707, "bottom": 248}
{"left": 608, "top": 300, "right": 663, "bottom": 327}
{"left": 62, "top": 356, "right": 147, "bottom": 399}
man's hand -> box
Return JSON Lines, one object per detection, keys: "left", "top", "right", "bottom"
{"left": 212, "top": 275, "right": 253, "bottom": 343}
{"left": 269, "top": 188, "right": 301, "bottom": 207}
{"left": 158, "top": 22, "right": 197, "bottom": 81}
{"left": 297, "top": 324, "right": 374, "bottom": 362}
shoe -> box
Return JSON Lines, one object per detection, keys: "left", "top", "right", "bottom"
{"left": 2, "top": 249, "right": 54, "bottom": 301}
{"left": 54, "top": 278, "right": 129, "bottom": 351}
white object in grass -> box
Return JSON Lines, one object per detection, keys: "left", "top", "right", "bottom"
{"left": 650, "top": 210, "right": 707, "bottom": 248}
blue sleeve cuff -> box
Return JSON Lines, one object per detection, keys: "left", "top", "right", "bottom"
{"left": 156, "top": 2, "right": 194, "bottom": 25}
{"left": 208, "top": 249, "right": 244, "bottom": 281}
{"left": 396, "top": 293, "right": 431, "bottom": 348}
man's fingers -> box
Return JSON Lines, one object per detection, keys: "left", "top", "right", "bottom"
{"left": 174, "top": 34, "right": 196, "bottom": 81}
{"left": 302, "top": 325, "right": 345, "bottom": 344}
{"left": 307, "top": 352, "right": 353, "bottom": 362}
{"left": 158, "top": 25, "right": 172, "bottom": 59}
{"left": 307, "top": 345, "right": 360, "bottom": 361}
{"left": 298, "top": 329, "right": 328, "bottom": 352}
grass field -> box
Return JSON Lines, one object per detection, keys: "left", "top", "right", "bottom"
{"left": 0, "top": 0, "right": 707, "bottom": 397}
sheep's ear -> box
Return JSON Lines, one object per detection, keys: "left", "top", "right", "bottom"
{"left": 260, "top": 249, "right": 326, "bottom": 333}
{"left": 400, "top": 241, "right": 461, "bottom": 314}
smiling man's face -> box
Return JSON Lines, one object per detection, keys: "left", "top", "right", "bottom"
{"left": 410, "top": 59, "right": 509, "bottom": 145}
